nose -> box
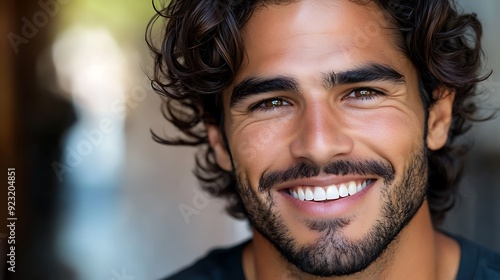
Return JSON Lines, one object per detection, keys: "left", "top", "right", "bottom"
{"left": 289, "top": 101, "right": 353, "bottom": 166}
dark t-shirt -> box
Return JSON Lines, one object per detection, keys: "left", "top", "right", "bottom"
{"left": 165, "top": 235, "right": 500, "bottom": 279}
{"left": 165, "top": 240, "right": 248, "bottom": 280}
{"left": 453, "top": 234, "right": 500, "bottom": 280}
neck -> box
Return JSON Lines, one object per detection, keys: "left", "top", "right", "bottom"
{"left": 242, "top": 201, "right": 460, "bottom": 280}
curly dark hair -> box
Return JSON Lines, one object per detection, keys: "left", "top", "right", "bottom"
{"left": 146, "top": 0, "right": 490, "bottom": 225}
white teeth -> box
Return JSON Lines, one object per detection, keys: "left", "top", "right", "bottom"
{"left": 326, "top": 185, "right": 340, "bottom": 199}
{"left": 289, "top": 180, "right": 372, "bottom": 201}
{"left": 313, "top": 187, "right": 327, "bottom": 201}
{"left": 348, "top": 181, "right": 357, "bottom": 195}
{"left": 298, "top": 187, "right": 305, "bottom": 201}
{"left": 305, "top": 188, "right": 314, "bottom": 201}
{"left": 339, "top": 184, "right": 349, "bottom": 197}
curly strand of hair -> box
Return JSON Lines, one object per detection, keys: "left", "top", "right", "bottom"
{"left": 395, "top": 0, "right": 491, "bottom": 225}
{"left": 146, "top": 0, "right": 254, "bottom": 219}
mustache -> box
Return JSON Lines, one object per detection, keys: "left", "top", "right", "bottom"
{"left": 258, "top": 160, "right": 395, "bottom": 193}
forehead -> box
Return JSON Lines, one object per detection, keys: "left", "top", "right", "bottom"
{"left": 237, "top": 0, "right": 407, "bottom": 80}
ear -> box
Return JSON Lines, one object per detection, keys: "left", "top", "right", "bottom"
{"left": 426, "top": 86, "right": 455, "bottom": 150}
{"left": 207, "top": 124, "right": 233, "bottom": 171}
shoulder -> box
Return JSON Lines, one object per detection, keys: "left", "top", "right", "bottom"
{"left": 452, "top": 234, "right": 500, "bottom": 280}
{"left": 162, "top": 240, "right": 250, "bottom": 280}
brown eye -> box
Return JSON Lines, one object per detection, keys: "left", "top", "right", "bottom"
{"left": 352, "top": 89, "right": 376, "bottom": 98}
{"left": 264, "top": 99, "right": 286, "bottom": 107}
{"left": 344, "top": 88, "right": 383, "bottom": 100}
{"left": 250, "top": 98, "right": 291, "bottom": 112}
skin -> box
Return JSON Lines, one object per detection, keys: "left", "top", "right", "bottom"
{"left": 207, "top": 0, "right": 459, "bottom": 279}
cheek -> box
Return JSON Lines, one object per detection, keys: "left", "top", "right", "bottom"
{"left": 347, "top": 107, "right": 425, "bottom": 162}
{"left": 229, "top": 118, "right": 293, "bottom": 181}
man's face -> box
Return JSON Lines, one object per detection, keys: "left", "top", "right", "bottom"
{"left": 209, "top": 0, "right": 451, "bottom": 277}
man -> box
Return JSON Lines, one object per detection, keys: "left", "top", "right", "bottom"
{"left": 147, "top": 0, "right": 500, "bottom": 279}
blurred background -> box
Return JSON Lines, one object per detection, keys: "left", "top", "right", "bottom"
{"left": 0, "top": 0, "right": 499, "bottom": 279}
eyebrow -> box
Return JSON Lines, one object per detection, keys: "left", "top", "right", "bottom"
{"left": 230, "top": 76, "right": 299, "bottom": 107}
{"left": 323, "top": 63, "right": 406, "bottom": 88}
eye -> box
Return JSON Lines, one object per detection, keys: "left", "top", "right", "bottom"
{"left": 344, "top": 88, "right": 383, "bottom": 100}
{"left": 250, "top": 98, "right": 291, "bottom": 112}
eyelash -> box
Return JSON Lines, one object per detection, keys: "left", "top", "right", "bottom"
{"left": 249, "top": 97, "right": 292, "bottom": 112}
{"left": 344, "top": 88, "right": 384, "bottom": 101}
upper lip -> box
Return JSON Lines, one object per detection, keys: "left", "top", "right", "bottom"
{"left": 274, "top": 175, "right": 376, "bottom": 191}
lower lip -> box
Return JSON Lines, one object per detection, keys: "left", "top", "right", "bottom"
{"left": 278, "top": 181, "right": 375, "bottom": 218}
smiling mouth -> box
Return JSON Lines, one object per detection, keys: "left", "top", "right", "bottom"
{"left": 286, "top": 179, "right": 374, "bottom": 202}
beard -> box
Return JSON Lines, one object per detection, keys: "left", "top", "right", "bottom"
{"left": 235, "top": 148, "right": 428, "bottom": 277}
